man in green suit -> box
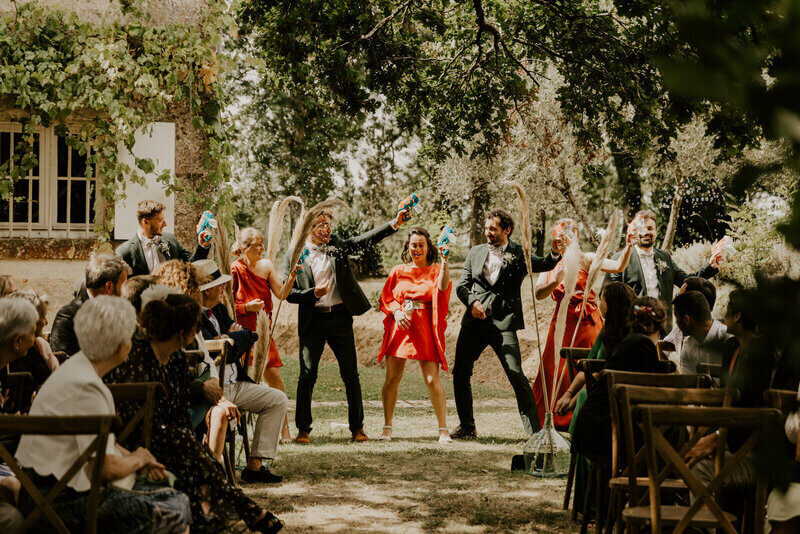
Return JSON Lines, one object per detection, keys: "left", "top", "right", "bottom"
{"left": 115, "top": 200, "right": 212, "bottom": 276}
{"left": 451, "top": 209, "right": 561, "bottom": 438}
{"left": 605, "top": 209, "right": 718, "bottom": 326}
{"left": 284, "top": 207, "right": 408, "bottom": 444}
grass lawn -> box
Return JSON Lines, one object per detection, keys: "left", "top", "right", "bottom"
{"left": 279, "top": 354, "right": 514, "bottom": 403}
{"left": 242, "top": 401, "right": 578, "bottom": 533}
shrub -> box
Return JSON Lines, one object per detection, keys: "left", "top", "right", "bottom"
{"left": 335, "top": 214, "right": 386, "bottom": 277}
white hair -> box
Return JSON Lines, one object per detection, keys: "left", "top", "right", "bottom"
{"left": 74, "top": 296, "right": 137, "bottom": 362}
{"left": 0, "top": 298, "right": 38, "bottom": 347}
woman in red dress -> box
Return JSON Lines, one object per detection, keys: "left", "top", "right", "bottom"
{"left": 231, "top": 227, "right": 297, "bottom": 442}
{"left": 378, "top": 227, "right": 452, "bottom": 443}
{"left": 532, "top": 219, "right": 634, "bottom": 430}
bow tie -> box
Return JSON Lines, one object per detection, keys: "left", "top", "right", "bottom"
{"left": 206, "top": 309, "right": 214, "bottom": 318}
{"left": 638, "top": 249, "right": 655, "bottom": 258}
{"left": 488, "top": 245, "right": 504, "bottom": 255}
{"left": 144, "top": 236, "right": 161, "bottom": 247}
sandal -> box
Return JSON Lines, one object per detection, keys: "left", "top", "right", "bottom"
{"left": 378, "top": 425, "right": 392, "bottom": 441}
{"left": 438, "top": 427, "right": 452, "bottom": 444}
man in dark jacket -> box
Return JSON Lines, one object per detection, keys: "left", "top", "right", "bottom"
{"left": 451, "top": 209, "right": 561, "bottom": 438}
{"left": 50, "top": 254, "right": 130, "bottom": 357}
{"left": 116, "top": 199, "right": 212, "bottom": 276}
{"left": 196, "top": 259, "right": 287, "bottom": 483}
{"left": 284, "top": 206, "right": 407, "bottom": 443}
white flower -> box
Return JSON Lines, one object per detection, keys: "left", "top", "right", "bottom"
{"left": 157, "top": 240, "right": 170, "bottom": 257}
{"left": 502, "top": 251, "right": 515, "bottom": 265}
{"left": 140, "top": 285, "right": 180, "bottom": 309}
{"left": 656, "top": 259, "right": 668, "bottom": 273}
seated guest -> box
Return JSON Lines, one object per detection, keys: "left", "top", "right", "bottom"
{"left": 661, "top": 276, "right": 719, "bottom": 363}
{"left": 15, "top": 296, "right": 191, "bottom": 533}
{"left": 0, "top": 276, "right": 15, "bottom": 298}
{"left": 1, "top": 291, "right": 59, "bottom": 413}
{"left": 685, "top": 289, "right": 778, "bottom": 495}
{"left": 50, "top": 253, "right": 130, "bottom": 357}
{"left": 571, "top": 296, "right": 666, "bottom": 462}
{"left": 116, "top": 200, "right": 212, "bottom": 276}
{"left": 767, "top": 385, "right": 800, "bottom": 533}
{"left": 196, "top": 259, "right": 287, "bottom": 483}
{"left": 121, "top": 275, "right": 159, "bottom": 314}
{"left": 0, "top": 297, "right": 38, "bottom": 533}
{"left": 106, "top": 287, "right": 284, "bottom": 533}
{"left": 672, "top": 290, "right": 731, "bottom": 375}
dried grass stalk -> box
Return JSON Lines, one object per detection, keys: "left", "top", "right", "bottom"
{"left": 251, "top": 310, "right": 270, "bottom": 383}
{"left": 267, "top": 196, "right": 304, "bottom": 263}
{"left": 212, "top": 212, "right": 236, "bottom": 319}
{"left": 503, "top": 180, "right": 549, "bottom": 410}
{"left": 285, "top": 198, "right": 347, "bottom": 277}
{"left": 549, "top": 236, "right": 581, "bottom": 410}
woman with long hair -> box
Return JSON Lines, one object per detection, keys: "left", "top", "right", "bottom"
{"left": 231, "top": 227, "right": 296, "bottom": 442}
{"left": 378, "top": 227, "right": 452, "bottom": 443}
{"left": 532, "top": 218, "right": 634, "bottom": 430}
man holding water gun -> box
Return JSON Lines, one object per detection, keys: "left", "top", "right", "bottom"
{"left": 283, "top": 195, "right": 413, "bottom": 444}
{"left": 116, "top": 200, "right": 213, "bottom": 276}
{"left": 605, "top": 209, "right": 721, "bottom": 330}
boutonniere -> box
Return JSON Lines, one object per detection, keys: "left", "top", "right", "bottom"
{"left": 157, "top": 240, "right": 170, "bottom": 258}
{"left": 321, "top": 244, "right": 339, "bottom": 256}
{"left": 502, "top": 251, "right": 515, "bottom": 265}
{"left": 655, "top": 258, "right": 668, "bottom": 273}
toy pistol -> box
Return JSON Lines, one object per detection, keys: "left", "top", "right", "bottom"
{"left": 437, "top": 225, "right": 454, "bottom": 256}
{"left": 196, "top": 210, "right": 218, "bottom": 242}
{"left": 295, "top": 246, "right": 311, "bottom": 273}
{"left": 397, "top": 193, "right": 422, "bottom": 223}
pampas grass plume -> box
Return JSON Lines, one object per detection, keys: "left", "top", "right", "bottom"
{"left": 267, "top": 196, "right": 304, "bottom": 263}
{"left": 251, "top": 310, "right": 270, "bottom": 382}
{"left": 286, "top": 198, "right": 347, "bottom": 276}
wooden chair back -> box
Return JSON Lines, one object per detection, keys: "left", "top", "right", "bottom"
{"left": 206, "top": 337, "right": 232, "bottom": 384}
{"left": 0, "top": 414, "right": 122, "bottom": 534}
{"left": 107, "top": 382, "right": 166, "bottom": 449}
{"left": 765, "top": 388, "right": 800, "bottom": 462}
{"left": 560, "top": 347, "right": 592, "bottom": 383}
{"left": 696, "top": 362, "right": 723, "bottom": 379}
{"left": 634, "top": 405, "right": 781, "bottom": 533}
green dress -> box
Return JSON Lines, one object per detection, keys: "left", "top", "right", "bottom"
{"left": 568, "top": 336, "right": 605, "bottom": 516}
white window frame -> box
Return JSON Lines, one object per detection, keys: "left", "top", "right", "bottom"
{"left": 0, "top": 122, "right": 101, "bottom": 239}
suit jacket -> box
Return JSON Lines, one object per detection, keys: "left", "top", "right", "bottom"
{"left": 115, "top": 231, "right": 210, "bottom": 276}
{"left": 199, "top": 304, "right": 257, "bottom": 384}
{"left": 50, "top": 292, "right": 89, "bottom": 357}
{"left": 284, "top": 221, "right": 397, "bottom": 337}
{"left": 604, "top": 247, "right": 717, "bottom": 307}
{"left": 456, "top": 240, "right": 560, "bottom": 332}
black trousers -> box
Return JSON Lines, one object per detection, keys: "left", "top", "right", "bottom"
{"left": 452, "top": 321, "right": 540, "bottom": 435}
{"left": 296, "top": 307, "right": 364, "bottom": 433}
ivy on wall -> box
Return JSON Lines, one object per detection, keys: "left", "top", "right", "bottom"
{"left": 0, "top": 0, "right": 237, "bottom": 239}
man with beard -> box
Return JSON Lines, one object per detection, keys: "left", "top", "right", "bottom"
{"left": 606, "top": 209, "right": 718, "bottom": 329}
{"left": 451, "top": 209, "right": 561, "bottom": 438}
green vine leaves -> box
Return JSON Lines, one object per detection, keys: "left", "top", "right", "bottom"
{"left": 0, "top": 1, "right": 236, "bottom": 240}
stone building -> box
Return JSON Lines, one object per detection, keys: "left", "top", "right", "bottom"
{"left": 0, "top": 0, "right": 215, "bottom": 317}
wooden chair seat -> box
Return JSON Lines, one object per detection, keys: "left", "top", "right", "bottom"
{"left": 622, "top": 505, "right": 737, "bottom": 527}
{"left": 609, "top": 476, "right": 686, "bottom": 492}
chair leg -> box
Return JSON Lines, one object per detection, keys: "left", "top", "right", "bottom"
{"left": 240, "top": 415, "right": 251, "bottom": 463}
{"left": 604, "top": 488, "right": 617, "bottom": 534}
{"left": 595, "top": 464, "right": 605, "bottom": 534}
{"left": 581, "top": 463, "right": 596, "bottom": 534}
{"left": 564, "top": 453, "right": 576, "bottom": 510}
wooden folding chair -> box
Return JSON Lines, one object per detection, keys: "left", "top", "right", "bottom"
{"left": 609, "top": 381, "right": 730, "bottom": 533}
{"left": 696, "top": 362, "right": 723, "bottom": 380}
{"left": 208, "top": 338, "right": 251, "bottom": 486}
{"left": 0, "top": 414, "right": 121, "bottom": 534}
{"left": 107, "top": 382, "right": 166, "bottom": 449}
{"left": 625, "top": 405, "right": 781, "bottom": 534}
{"left": 560, "top": 347, "right": 593, "bottom": 513}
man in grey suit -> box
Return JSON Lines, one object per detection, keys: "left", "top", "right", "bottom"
{"left": 115, "top": 200, "right": 212, "bottom": 276}
{"left": 285, "top": 207, "right": 408, "bottom": 444}
{"left": 451, "top": 209, "right": 561, "bottom": 438}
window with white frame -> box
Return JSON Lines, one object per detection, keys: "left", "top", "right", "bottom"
{"left": 0, "top": 123, "right": 98, "bottom": 238}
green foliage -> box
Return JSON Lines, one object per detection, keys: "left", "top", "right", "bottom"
{"left": 0, "top": 1, "right": 236, "bottom": 238}
{"left": 335, "top": 214, "right": 386, "bottom": 277}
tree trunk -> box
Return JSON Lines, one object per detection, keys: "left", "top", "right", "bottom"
{"left": 661, "top": 188, "right": 683, "bottom": 252}
{"left": 534, "top": 209, "right": 546, "bottom": 257}
{"left": 469, "top": 179, "right": 489, "bottom": 247}
{"left": 609, "top": 141, "right": 642, "bottom": 219}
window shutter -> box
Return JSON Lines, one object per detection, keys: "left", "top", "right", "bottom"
{"left": 113, "top": 122, "right": 176, "bottom": 240}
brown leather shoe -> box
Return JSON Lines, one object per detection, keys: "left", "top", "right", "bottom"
{"left": 294, "top": 431, "right": 310, "bottom": 444}
{"left": 450, "top": 425, "right": 477, "bottom": 439}
{"left": 351, "top": 429, "right": 368, "bottom": 442}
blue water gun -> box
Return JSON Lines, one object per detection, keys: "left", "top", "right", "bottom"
{"left": 397, "top": 193, "right": 422, "bottom": 223}
{"left": 196, "top": 210, "right": 218, "bottom": 242}
{"left": 295, "top": 246, "right": 311, "bottom": 273}
{"left": 437, "top": 225, "right": 454, "bottom": 256}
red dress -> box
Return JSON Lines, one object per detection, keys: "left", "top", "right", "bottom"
{"left": 532, "top": 268, "right": 603, "bottom": 430}
{"left": 231, "top": 259, "right": 282, "bottom": 368}
{"left": 378, "top": 264, "right": 452, "bottom": 370}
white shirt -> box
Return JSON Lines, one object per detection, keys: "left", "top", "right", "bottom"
{"left": 636, "top": 246, "right": 660, "bottom": 299}
{"left": 195, "top": 333, "right": 220, "bottom": 381}
{"left": 138, "top": 229, "right": 165, "bottom": 274}
{"left": 205, "top": 308, "right": 237, "bottom": 385}
{"left": 680, "top": 319, "right": 731, "bottom": 375}
{"left": 16, "top": 352, "right": 135, "bottom": 492}
{"left": 305, "top": 241, "right": 343, "bottom": 308}
{"left": 483, "top": 242, "right": 509, "bottom": 287}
